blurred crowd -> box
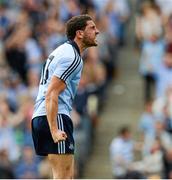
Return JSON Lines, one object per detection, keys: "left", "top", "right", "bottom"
{"left": 0, "top": 0, "right": 130, "bottom": 178}
{"left": 109, "top": 0, "right": 172, "bottom": 179}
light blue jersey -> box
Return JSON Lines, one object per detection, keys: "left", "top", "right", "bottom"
{"left": 32, "top": 41, "right": 83, "bottom": 118}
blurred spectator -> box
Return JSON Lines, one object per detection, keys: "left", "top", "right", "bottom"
{"left": 155, "top": 0, "right": 172, "bottom": 25}
{"left": 154, "top": 121, "right": 172, "bottom": 151}
{"left": 44, "top": 15, "right": 66, "bottom": 55}
{"left": 139, "top": 100, "right": 156, "bottom": 139}
{"left": 0, "top": 73, "right": 27, "bottom": 112}
{"left": 135, "top": 1, "right": 164, "bottom": 103}
{"left": 135, "top": 1, "right": 162, "bottom": 42}
{"left": 0, "top": 97, "right": 24, "bottom": 162}
{"left": 0, "top": 150, "right": 14, "bottom": 178}
{"left": 139, "top": 101, "right": 156, "bottom": 156}
{"left": 111, "top": 0, "right": 130, "bottom": 46}
{"left": 26, "top": 70, "right": 39, "bottom": 99}
{"left": 109, "top": 126, "right": 134, "bottom": 179}
{"left": 14, "top": 145, "right": 40, "bottom": 179}
{"left": 139, "top": 34, "right": 164, "bottom": 102}
{"left": 4, "top": 25, "right": 30, "bottom": 84}
{"left": 131, "top": 137, "right": 163, "bottom": 177}
{"left": 18, "top": 95, "right": 35, "bottom": 146}
{"left": 142, "top": 138, "right": 163, "bottom": 176}
{"left": 155, "top": 44, "right": 172, "bottom": 98}
{"left": 142, "top": 120, "right": 172, "bottom": 158}
{"left": 152, "top": 86, "right": 172, "bottom": 120}
{"left": 97, "top": 13, "right": 119, "bottom": 81}
{"left": 83, "top": 47, "right": 106, "bottom": 109}
{"left": 104, "top": 1, "right": 120, "bottom": 80}
{"left": 0, "top": 123, "right": 19, "bottom": 162}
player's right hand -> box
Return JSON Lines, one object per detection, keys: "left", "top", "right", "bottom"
{"left": 51, "top": 129, "right": 67, "bottom": 143}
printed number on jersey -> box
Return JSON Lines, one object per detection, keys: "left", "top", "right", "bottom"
{"left": 40, "top": 55, "right": 54, "bottom": 85}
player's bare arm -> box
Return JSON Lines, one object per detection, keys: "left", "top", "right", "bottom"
{"left": 45, "top": 76, "right": 67, "bottom": 143}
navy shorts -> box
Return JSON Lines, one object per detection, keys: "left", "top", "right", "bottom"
{"left": 31, "top": 114, "right": 74, "bottom": 156}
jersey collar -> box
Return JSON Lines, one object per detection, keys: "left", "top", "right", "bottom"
{"left": 67, "top": 40, "right": 81, "bottom": 56}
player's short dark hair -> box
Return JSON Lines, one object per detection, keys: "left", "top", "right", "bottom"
{"left": 66, "top": 14, "right": 92, "bottom": 40}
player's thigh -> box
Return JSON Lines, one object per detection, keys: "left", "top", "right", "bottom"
{"left": 48, "top": 154, "right": 74, "bottom": 172}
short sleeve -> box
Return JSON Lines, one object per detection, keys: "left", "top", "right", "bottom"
{"left": 53, "top": 55, "right": 81, "bottom": 83}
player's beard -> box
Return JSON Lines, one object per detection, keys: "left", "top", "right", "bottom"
{"left": 82, "top": 33, "right": 98, "bottom": 48}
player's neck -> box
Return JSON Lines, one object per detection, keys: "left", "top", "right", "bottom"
{"left": 73, "top": 39, "right": 86, "bottom": 54}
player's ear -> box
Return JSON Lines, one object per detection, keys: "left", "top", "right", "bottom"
{"left": 76, "top": 30, "right": 84, "bottom": 39}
